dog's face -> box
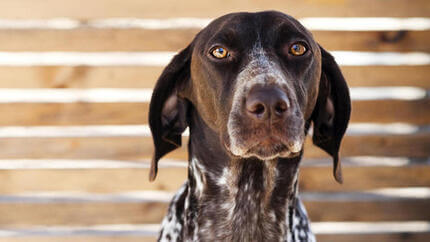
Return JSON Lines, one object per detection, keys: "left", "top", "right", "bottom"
{"left": 187, "top": 12, "right": 321, "bottom": 160}
{"left": 149, "top": 11, "right": 351, "bottom": 183}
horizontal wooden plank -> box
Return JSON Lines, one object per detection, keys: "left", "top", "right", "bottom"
{"left": 0, "top": 98, "right": 427, "bottom": 125}
{"left": 0, "top": 189, "right": 428, "bottom": 225}
{"left": 0, "top": 156, "right": 417, "bottom": 170}
{"left": 0, "top": 131, "right": 427, "bottom": 160}
{"left": 0, "top": 51, "right": 427, "bottom": 66}
{"left": 0, "top": 65, "right": 428, "bottom": 88}
{"left": 350, "top": 99, "right": 430, "bottom": 124}
{"left": 1, "top": 222, "right": 429, "bottom": 242}
{"left": 0, "top": 29, "right": 428, "bottom": 52}
{"left": 338, "top": 133, "right": 430, "bottom": 157}
{"left": 0, "top": 28, "right": 196, "bottom": 52}
{"left": 0, "top": 66, "right": 163, "bottom": 88}
{"left": 0, "top": 87, "right": 425, "bottom": 103}
{"left": 0, "top": 66, "right": 162, "bottom": 88}
{"left": 306, "top": 199, "right": 430, "bottom": 222}
{"left": 299, "top": 165, "right": 430, "bottom": 192}
{"left": 0, "top": 237, "right": 156, "bottom": 242}
{"left": 316, "top": 233, "right": 430, "bottom": 242}
{"left": 0, "top": 124, "right": 422, "bottom": 138}
{"left": 0, "top": 103, "right": 148, "bottom": 126}
{"left": 0, "top": 203, "right": 168, "bottom": 226}
{"left": 0, "top": 167, "right": 187, "bottom": 194}
{"left": 1, "top": 234, "right": 429, "bottom": 242}
{"left": 0, "top": 200, "right": 425, "bottom": 226}
{"left": 315, "top": 30, "right": 430, "bottom": 52}
{"left": 343, "top": 66, "right": 430, "bottom": 88}
{"left": 0, "top": 162, "right": 429, "bottom": 193}
{"left": 0, "top": 0, "right": 428, "bottom": 18}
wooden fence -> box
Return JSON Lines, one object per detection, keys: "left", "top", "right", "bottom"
{"left": 0, "top": 0, "right": 429, "bottom": 241}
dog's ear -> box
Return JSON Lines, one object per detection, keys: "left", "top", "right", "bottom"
{"left": 148, "top": 45, "right": 192, "bottom": 181}
{"left": 311, "top": 46, "right": 351, "bottom": 184}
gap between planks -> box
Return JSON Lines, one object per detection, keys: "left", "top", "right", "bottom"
{"left": 0, "top": 87, "right": 426, "bottom": 103}
{"left": 0, "top": 123, "right": 427, "bottom": 138}
{"left": 0, "top": 18, "right": 428, "bottom": 31}
{"left": 0, "top": 51, "right": 427, "bottom": 66}
{"left": 0, "top": 221, "right": 429, "bottom": 237}
{"left": 0, "top": 157, "right": 427, "bottom": 170}
{"left": 0, "top": 187, "right": 428, "bottom": 203}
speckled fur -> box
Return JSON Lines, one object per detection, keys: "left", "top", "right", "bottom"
{"left": 152, "top": 11, "right": 351, "bottom": 242}
{"left": 158, "top": 155, "right": 315, "bottom": 242}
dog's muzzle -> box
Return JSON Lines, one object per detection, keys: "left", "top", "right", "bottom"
{"left": 227, "top": 82, "right": 304, "bottom": 160}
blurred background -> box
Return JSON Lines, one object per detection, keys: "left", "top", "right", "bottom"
{"left": 0, "top": 0, "right": 428, "bottom": 241}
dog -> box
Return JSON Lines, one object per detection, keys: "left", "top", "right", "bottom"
{"left": 149, "top": 11, "right": 351, "bottom": 242}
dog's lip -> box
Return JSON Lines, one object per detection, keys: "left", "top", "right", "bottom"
{"left": 258, "top": 136, "right": 282, "bottom": 146}
{"left": 223, "top": 132, "right": 303, "bottom": 159}
{"left": 244, "top": 136, "right": 301, "bottom": 157}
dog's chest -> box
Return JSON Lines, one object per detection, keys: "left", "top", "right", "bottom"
{"left": 158, "top": 183, "right": 315, "bottom": 242}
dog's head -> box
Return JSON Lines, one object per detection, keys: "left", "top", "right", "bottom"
{"left": 149, "top": 11, "right": 351, "bottom": 183}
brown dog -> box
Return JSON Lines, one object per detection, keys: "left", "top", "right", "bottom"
{"left": 149, "top": 11, "right": 351, "bottom": 242}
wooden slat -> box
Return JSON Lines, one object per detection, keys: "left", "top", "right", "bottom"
{"left": 0, "top": 29, "right": 198, "bottom": 52}
{"left": 0, "top": 200, "right": 425, "bottom": 226}
{"left": 0, "top": 103, "right": 149, "bottom": 126}
{"left": 0, "top": 167, "right": 187, "bottom": 194}
{"left": 0, "top": 0, "right": 428, "bottom": 18}
{"left": 314, "top": 30, "right": 430, "bottom": 52}
{"left": 343, "top": 66, "right": 430, "bottom": 88}
{"left": 0, "top": 137, "right": 177, "bottom": 160}
{"left": 0, "top": 237, "right": 156, "bottom": 242}
{"left": 0, "top": 29, "right": 428, "bottom": 52}
{"left": 299, "top": 165, "right": 430, "bottom": 192}
{"left": 0, "top": 98, "right": 428, "bottom": 125}
{"left": 316, "top": 233, "right": 430, "bottom": 242}
{"left": 0, "top": 192, "right": 427, "bottom": 226}
{"left": 306, "top": 199, "right": 430, "bottom": 222}
{"left": 0, "top": 65, "right": 428, "bottom": 88}
{"left": 0, "top": 202, "right": 168, "bottom": 226}
{"left": 350, "top": 99, "right": 430, "bottom": 124}
{"left": 0, "top": 164, "right": 429, "bottom": 193}
{"left": 0, "top": 133, "right": 427, "bottom": 160}
{"left": 337, "top": 133, "right": 430, "bottom": 158}
{"left": 0, "top": 233, "right": 428, "bottom": 242}
{"left": 0, "top": 66, "right": 162, "bottom": 89}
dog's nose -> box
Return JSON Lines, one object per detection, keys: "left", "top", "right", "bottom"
{"left": 246, "top": 86, "right": 289, "bottom": 121}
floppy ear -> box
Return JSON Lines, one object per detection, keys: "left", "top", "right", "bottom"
{"left": 148, "top": 45, "right": 192, "bottom": 181}
{"left": 311, "top": 46, "right": 351, "bottom": 184}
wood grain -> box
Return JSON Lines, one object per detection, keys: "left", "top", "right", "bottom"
{"left": 0, "top": 202, "right": 168, "bottom": 225}
{"left": 316, "top": 233, "right": 430, "bottom": 242}
{"left": 0, "top": 238, "right": 157, "bottom": 242}
{"left": 0, "top": 197, "right": 427, "bottom": 226}
{"left": 0, "top": 98, "right": 427, "bottom": 126}
{"left": 0, "top": 133, "right": 428, "bottom": 160}
{"left": 0, "top": 65, "right": 428, "bottom": 88}
{"left": 299, "top": 165, "right": 430, "bottom": 192}
{"left": 0, "top": 29, "right": 427, "bottom": 52}
{"left": 0, "top": 164, "right": 429, "bottom": 193}
{"left": 0, "top": 0, "right": 428, "bottom": 19}
{"left": 1, "top": 233, "right": 429, "bottom": 242}
{"left": 306, "top": 199, "right": 430, "bottom": 222}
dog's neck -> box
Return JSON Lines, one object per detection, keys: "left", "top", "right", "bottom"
{"left": 184, "top": 110, "right": 301, "bottom": 241}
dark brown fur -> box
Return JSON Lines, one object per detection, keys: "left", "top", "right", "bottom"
{"left": 149, "top": 11, "right": 351, "bottom": 242}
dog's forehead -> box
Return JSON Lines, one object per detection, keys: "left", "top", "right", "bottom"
{"left": 197, "top": 11, "right": 312, "bottom": 46}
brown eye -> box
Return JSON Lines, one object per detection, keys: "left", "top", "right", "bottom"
{"left": 289, "top": 43, "right": 307, "bottom": 56}
{"left": 211, "top": 46, "right": 229, "bottom": 59}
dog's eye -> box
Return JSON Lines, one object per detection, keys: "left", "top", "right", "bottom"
{"left": 289, "top": 43, "right": 307, "bottom": 56}
{"left": 211, "top": 47, "right": 229, "bottom": 59}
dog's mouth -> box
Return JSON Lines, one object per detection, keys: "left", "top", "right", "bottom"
{"left": 225, "top": 133, "right": 303, "bottom": 160}
{"left": 247, "top": 136, "right": 302, "bottom": 159}
{"left": 247, "top": 140, "right": 289, "bottom": 160}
